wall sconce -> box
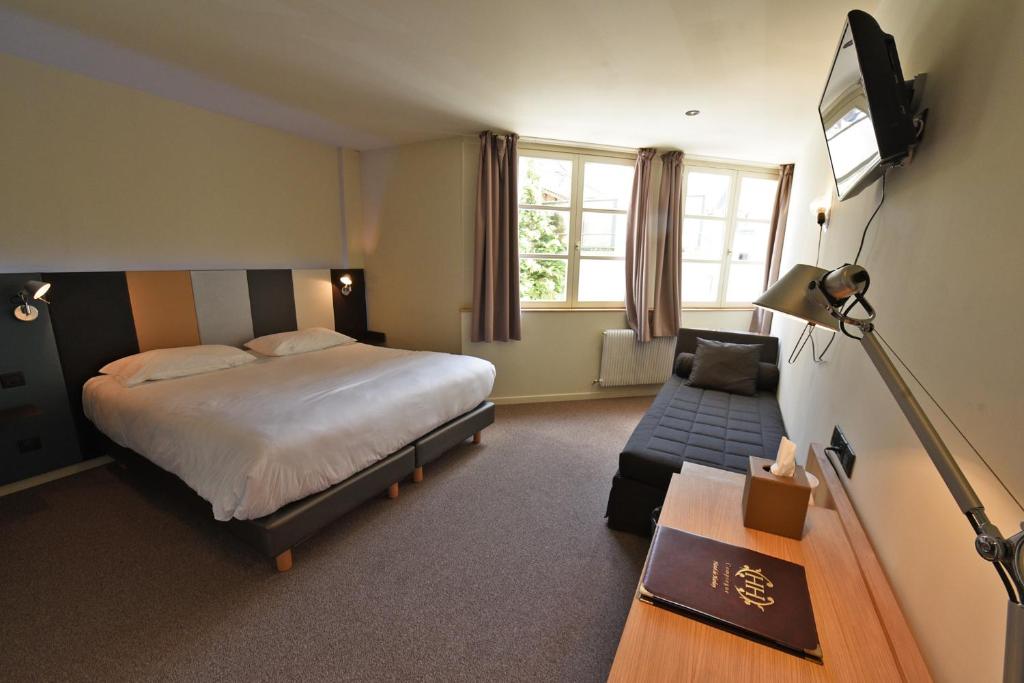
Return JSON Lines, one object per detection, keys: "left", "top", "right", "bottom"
{"left": 12, "top": 280, "right": 52, "bottom": 322}
{"left": 338, "top": 274, "right": 353, "bottom": 296}
{"left": 809, "top": 193, "right": 833, "bottom": 230}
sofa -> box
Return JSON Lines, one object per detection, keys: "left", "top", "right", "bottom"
{"left": 605, "top": 328, "right": 787, "bottom": 535}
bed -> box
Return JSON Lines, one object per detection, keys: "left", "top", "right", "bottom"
{"left": 84, "top": 342, "right": 496, "bottom": 570}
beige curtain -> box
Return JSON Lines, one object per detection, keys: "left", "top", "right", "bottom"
{"left": 651, "top": 151, "right": 684, "bottom": 337}
{"left": 625, "top": 149, "right": 656, "bottom": 342}
{"left": 472, "top": 131, "right": 521, "bottom": 342}
{"left": 749, "top": 163, "right": 795, "bottom": 335}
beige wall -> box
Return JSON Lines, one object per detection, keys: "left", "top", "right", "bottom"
{"left": 776, "top": 1, "right": 1024, "bottom": 680}
{"left": 359, "top": 135, "right": 754, "bottom": 400}
{"left": 0, "top": 53, "right": 343, "bottom": 271}
{"left": 462, "top": 308, "right": 751, "bottom": 402}
{"left": 359, "top": 137, "right": 467, "bottom": 353}
{"left": 338, "top": 147, "right": 365, "bottom": 268}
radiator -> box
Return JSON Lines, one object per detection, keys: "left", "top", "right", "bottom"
{"left": 597, "top": 329, "right": 676, "bottom": 387}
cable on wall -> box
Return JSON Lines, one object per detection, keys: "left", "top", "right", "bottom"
{"left": 853, "top": 170, "right": 887, "bottom": 265}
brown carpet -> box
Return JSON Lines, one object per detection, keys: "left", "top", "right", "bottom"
{"left": 0, "top": 397, "right": 652, "bottom": 682}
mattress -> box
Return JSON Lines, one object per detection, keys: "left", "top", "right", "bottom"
{"left": 83, "top": 343, "right": 495, "bottom": 521}
{"left": 619, "top": 375, "right": 786, "bottom": 488}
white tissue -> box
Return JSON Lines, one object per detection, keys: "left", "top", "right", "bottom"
{"left": 770, "top": 437, "right": 797, "bottom": 477}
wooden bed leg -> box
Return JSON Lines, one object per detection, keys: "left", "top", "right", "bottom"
{"left": 275, "top": 549, "right": 293, "bottom": 573}
{"left": 413, "top": 466, "right": 424, "bottom": 483}
{"left": 388, "top": 482, "right": 400, "bottom": 499}
{"left": 473, "top": 431, "right": 482, "bottom": 445}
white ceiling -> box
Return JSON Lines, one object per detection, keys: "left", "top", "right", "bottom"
{"left": 0, "top": 0, "right": 873, "bottom": 161}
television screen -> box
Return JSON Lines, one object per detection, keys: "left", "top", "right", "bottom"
{"left": 820, "top": 22, "right": 881, "bottom": 200}
{"left": 820, "top": 11, "right": 918, "bottom": 201}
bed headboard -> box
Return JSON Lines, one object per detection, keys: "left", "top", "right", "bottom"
{"left": 674, "top": 328, "right": 780, "bottom": 365}
{"left": 1, "top": 268, "right": 367, "bottom": 475}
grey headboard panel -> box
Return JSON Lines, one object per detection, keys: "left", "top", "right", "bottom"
{"left": 674, "top": 328, "right": 780, "bottom": 365}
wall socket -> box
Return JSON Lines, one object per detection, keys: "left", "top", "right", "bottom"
{"left": 830, "top": 426, "right": 856, "bottom": 478}
{"left": 17, "top": 436, "right": 42, "bottom": 454}
{"left": 0, "top": 371, "right": 26, "bottom": 389}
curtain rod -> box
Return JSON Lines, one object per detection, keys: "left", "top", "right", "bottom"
{"left": 518, "top": 136, "right": 639, "bottom": 154}
{"left": 517, "top": 137, "right": 784, "bottom": 169}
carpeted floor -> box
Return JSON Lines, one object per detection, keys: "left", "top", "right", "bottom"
{"left": 0, "top": 397, "right": 652, "bottom": 682}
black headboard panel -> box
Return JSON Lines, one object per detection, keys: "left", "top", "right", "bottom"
{"left": 246, "top": 269, "right": 298, "bottom": 337}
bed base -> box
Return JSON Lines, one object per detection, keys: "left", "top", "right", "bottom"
{"left": 106, "top": 401, "right": 495, "bottom": 572}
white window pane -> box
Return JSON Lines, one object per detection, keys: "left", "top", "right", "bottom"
{"left": 736, "top": 177, "right": 779, "bottom": 221}
{"left": 684, "top": 172, "right": 731, "bottom": 217}
{"left": 731, "top": 221, "right": 770, "bottom": 263}
{"left": 577, "top": 258, "right": 625, "bottom": 302}
{"left": 519, "top": 157, "right": 572, "bottom": 208}
{"left": 519, "top": 209, "right": 569, "bottom": 255}
{"left": 581, "top": 212, "right": 628, "bottom": 257}
{"left": 583, "top": 162, "right": 634, "bottom": 210}
{"left": 519, "top": 258, "right": 567, "bottom": 302}
{"left": 726, "top": 262, "right": 767, "bottom": 303}
{"left": 681, "top": 262, "right": 721, "bottom": 303}
{"left": 682, "top": 218, "right": 726, "bottom": 260}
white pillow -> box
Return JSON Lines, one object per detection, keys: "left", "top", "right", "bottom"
{"left": 100, "top": 345, "right": 257, "bottom": 387}
{"left": 244, "top": 327, "right": 356, "bottom": 357}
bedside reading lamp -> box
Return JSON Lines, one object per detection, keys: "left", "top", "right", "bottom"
{"left": 338, "top": 274, "right": 353, "bottom": 296}
{"left": 756, "top": 263, "right": 1024, "bottom": 682}
{"left": 12, "top": 279, "right": 51, "bottom": 322}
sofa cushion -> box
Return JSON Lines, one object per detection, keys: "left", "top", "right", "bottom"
{"left": 619, "top": 375, "right": 786, "bottom": 489}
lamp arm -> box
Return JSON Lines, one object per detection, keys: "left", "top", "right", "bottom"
{"left": 859, "top": 327, "right": 1024, "bottom": 682}
{"left": 860, "top": 330, "right": 985, "bottom": 514}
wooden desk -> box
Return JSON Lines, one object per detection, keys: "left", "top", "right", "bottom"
{"left": 608, "top": 448, "right": 931, "bottom": 682}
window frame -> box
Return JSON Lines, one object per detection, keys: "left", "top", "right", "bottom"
{"left": 518, "top": 145, "right": 635, "bottom": 309}
{"left": 680, "top": 159, "right": 781, "bottom": 309}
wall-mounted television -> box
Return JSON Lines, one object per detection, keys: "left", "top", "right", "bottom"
{"left": 820, "top": 10, "right": 922, "bottom": 201}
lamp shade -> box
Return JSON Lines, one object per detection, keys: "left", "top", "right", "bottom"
{"left": 21, "top": 280, "right": 51, "bottom": 300}
{"left": 753, "top": 264, "right": 839, "bottom": 331}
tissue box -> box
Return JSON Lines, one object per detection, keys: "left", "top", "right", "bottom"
{"left": 741, "top": 456, "right": 811, "bottom": 540}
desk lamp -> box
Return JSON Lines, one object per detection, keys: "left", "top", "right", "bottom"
{"left": 755, "top": 263, "right": 1023, "bottom": 682}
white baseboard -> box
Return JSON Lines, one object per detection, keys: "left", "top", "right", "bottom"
{"left": 0, "top": 456, "right": 112, "bottom": 498}
{"left": 490, "top": 386, "right": 659, "bottom": 405}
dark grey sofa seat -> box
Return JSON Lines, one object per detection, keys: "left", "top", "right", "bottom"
{"left": 605, "top": 328, "right": 787, "bottom": 535}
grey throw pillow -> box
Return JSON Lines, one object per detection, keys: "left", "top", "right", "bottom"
{"left": 675, "top": 351, "right": 779, "bottom": 392}
{"left": 685, "top": 338, "right": 763, "bottom": 396}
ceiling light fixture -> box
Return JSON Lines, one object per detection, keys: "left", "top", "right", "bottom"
{"left": 685, "top": 110, "right": 700, "bottom": 117}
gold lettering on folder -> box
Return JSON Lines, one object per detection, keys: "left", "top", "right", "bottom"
{"left": 734, "top": 565, "right": 775, "bottom": 611}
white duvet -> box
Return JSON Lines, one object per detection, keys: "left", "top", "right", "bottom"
{"left": 83, "top": 344, "right": 495, "bottom": 521}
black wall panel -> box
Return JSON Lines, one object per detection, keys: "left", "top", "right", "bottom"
{"left": 43, "top": 271, "right": 139, "bottom": 458}
{"left": 330, "top": 268, "right": 368, "bottom": 335}
{"left": 0, "top": 273, "right": 84, "bottom": 483}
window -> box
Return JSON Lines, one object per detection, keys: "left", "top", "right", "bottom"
{"left": 681, "top": 164, "right": 779, "bottom": 307}
{"left": 518, "top": 149, "right": 634, "bottom": 307}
